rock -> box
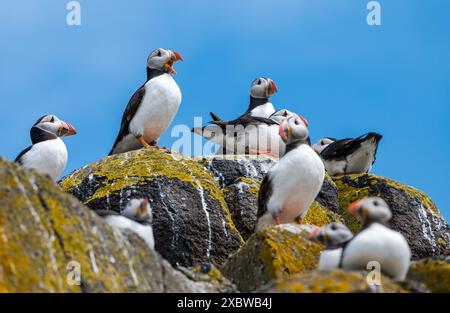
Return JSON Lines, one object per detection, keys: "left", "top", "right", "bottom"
{"left": 60, "top": 149, "right": 243, "bottom": 268}
{"left": 315, "top": 173, "right": 339, "bottom": 212}
{"left": 334, "top": 173, "right": 450, "bottom": 259}
{"left": 221, "top": 224, "right": 324, "bottom": 292}
{"left": 0, "top": 158, "right": 232, "bottom": 292}
{"left": 175, "top": 263, "right": 237, "bottom": 293}
{"left": 407, "top": 255, "right": 450, "bottom": 292}
{"left": 202, "top": 155, "right": 276, "bottom": 188}
{"left": 223, "top": 177, "right": 260, "bottom": 240}
{"left": 260, "top": 269, "right": 406, "bottom": 293}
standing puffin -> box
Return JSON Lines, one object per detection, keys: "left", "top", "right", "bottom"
{"left": 97, "top": 198, "right": 154, "bottom": 250}
{"left": 256, "top": 115, "right": 325, "bottom": 230}
{"left": 195, "top": 109, "right": 296, "bottom": 157}
{"left": 15, "top": 114, "right": 77, "bottom": 181}
{"left": 342, "top": 197, "right": 411, "bottom": 281}
{"left": 308, "top": 222, "right": 354, "bottom": 272}
{"left": 312, "top": 132, "right": 382, "bottom": 176}
{"left": 109, "top": 48, "right": 183, "bottom": 155}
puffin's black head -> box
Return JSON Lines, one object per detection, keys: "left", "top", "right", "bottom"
{"left": 32, "top": 114, "right": 76, "bottom": 140}
{"left": 278, "top": 114, "right": 309, "bottom": 144}
{"left": 250, "top": 77, "right": 277, "bottom": 99}
{"left": 147, "top": 48, "right": 183, "bottom": 74}
{"left": 348, "top": 197, "right": 392, "bottom": 225}
{"left": 308, "top": 222, "right": 354, "bottom": 248}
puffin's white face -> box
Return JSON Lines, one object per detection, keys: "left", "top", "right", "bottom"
{"left": 309, "top": 222, "right": 354, "bottom": 248}
{"left": 122, "top": 198, "right": 152, "bottom": 223}
{"left": 147, "top": 48, "right": 183, "bottom": 74}
{"left": 34, "top": 114, "right": 77, "bottom": 137}
{"left": 348, "top": 197, "right": 392, "bottom": 224}
{"left": 250, "top": 77, "right": 277, "bottom": 99}
{"left": 269, "top": 109, "right": 295, "bottom": 124}
{"left": 278, "top": 115, "right": 309, "bottom": 144}
{"left": 312, "top": 137, "right": 336, "bottom": 154}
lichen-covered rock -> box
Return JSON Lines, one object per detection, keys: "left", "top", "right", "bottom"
{"left": 260, "top": 270, "right": 406, "bottom": 293}
{"left": 316, "top": 173, "right": 339, "bottom": 212}
{"left": 222, "top": 224, "right": 323, "bottom": 292}
{"left": 0, "top": 158, "right": 231, "bottom": 292}
{"left": 407, "top": 255, "right": 450, "bottom": 292}
{"left": 334, "top": 174, "right": 450, "bottom": 259}
{"left": 60, "top": 149, "right": 243, "bottom": 268}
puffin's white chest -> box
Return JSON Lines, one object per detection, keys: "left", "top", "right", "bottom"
{"left": 234, "top": 123, "right": 285, "bottom": 157}
{"left": 105, "top": 215, "right": 155, "bottom": 250}
{"left": 129, "top": 74, "right": 181, "bottom": 142}
{"left": 318, "top": 248, "right": 343, "bottom": 271}
{"left": 267, "top": 145, "right": 325, "bottom": 222}
{"left": 250, "top": 102, "right": 275, "bottom": 118}
{"left": 20, "top": 138, "right": 68, "bottom": 181}
{"left": 342, "top": 223, "right": 411, "bottom": 281}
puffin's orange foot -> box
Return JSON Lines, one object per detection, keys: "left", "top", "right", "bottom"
{"left": 150, "top": 141, "right": 157, "bottom": 147}
{"left": 274, "top": 216, "right": 281, "bottom": 225}
{"left": 138, "top": 136, "right": 151, "bottom": 150}
{"left": 295, "top": 216, "right": 303, "bottom": 224}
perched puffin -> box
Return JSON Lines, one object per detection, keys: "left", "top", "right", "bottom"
{"left": 312, "top": 132, "right": 382, "bottom": 176}
{"left": 15, "top": 114, "right": 76, "bottom": 181}
{"left": 194, "top": 109, "right": 296, "bottom": 157}
{"left": 97, "top": 198, "right": 154, "bottom": 250}
{"left": 109, "top": 48, "right": 183, "bottom": 155}
{"left": 308, "top": 222, "right": 354, "bottom": 272}
{"left": 341, "top": 197, "right": 411, "bottom": 281}
{"left": 256, "top": 115, "right": 324, "bottom": 230}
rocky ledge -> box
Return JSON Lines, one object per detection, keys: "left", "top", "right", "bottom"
{"left": 0, "top": 148, "right": 449, "bottom": 292}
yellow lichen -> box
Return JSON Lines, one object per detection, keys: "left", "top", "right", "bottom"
{"left": 303, "top": 201, "right": 342, "bottom": 227}
{"left": 408, "top": 258, "right": 450, "bottom": 292}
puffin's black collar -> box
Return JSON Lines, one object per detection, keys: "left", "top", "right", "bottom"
{"left": 30, "top": 126, "right": 57, "bottom": 144}
{"left": 246, "top": 96, "right": 269, "bottom": 112}
{"left": 284, "top": 138, "right": 311, "bottom": 155}
{"left": 146, "top": 67, "right": 165, "bottom": 81}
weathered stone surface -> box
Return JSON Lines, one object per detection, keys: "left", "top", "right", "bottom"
{"left": 260, "top": 270, "right": 406, "bottom": 293}
{"left": 316, "top": 173, "right": 339, "bottom": 212}
{"left": 222, "top": 224, "right": 323, "bottom": 292}
{"left": 334, "top": 174, "right": 450, "bottom": 259}
{"left": 0, "top": 158, "right": 231, "bottom": 292}
{"left": 202, "top": 155, "right": 276, "bottom": 188}
{"left": 224, "top": 177, "right": 260, "bottom": 240}
{"left": 60, "top": 149, "right": 243, "bottom": 268}
{"left": 407, "top": 255, "right": 450, "bottom": 292}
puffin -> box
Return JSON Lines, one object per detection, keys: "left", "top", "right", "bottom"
{"left": 308, "top": 222, "right": 354, "bottom": 272}
{"left": 97, "top": 198, "right": 154, "bottom": 250}
{"left": 15, "top": 114, "right": 77, "bottom": 181}
{"left": 256, "top": 115, "right": 325, "bottom": 230}
{"left": 341, "top": 197, "right": 411, "bottom": 281}
{"left": 312, "top": 132, "right": 382, "bottom": 176}
{"left": 194, "top": 109, "right": 297, "bottom": 157}
{"left": 109, "top": 48, "right": 183, "bottom": 155}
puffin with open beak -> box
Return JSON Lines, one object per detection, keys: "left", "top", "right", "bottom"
{"left": 341, "top": 197, "right": 411, "bottom": 281}
{"left": 15, "top": 114, "right": 77, "bottom": 181}
{"left": 96, "top": 198, "right": 155, "bottom": 250}
{"left": 109, "top": 48, "right": 183, "bottom": 155}
{"left": 256, "top": 115, "right": 324, "bottom": 230}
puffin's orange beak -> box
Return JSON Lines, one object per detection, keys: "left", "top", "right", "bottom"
{"left": 167, "top": 51, "right": 183, "bottom": 75}
{"left": 140, "top": 198, "right": 149, "bottom": 214}
{"left": 308, "top": 226, "right": 321, "bottom": 239}
{"left": 348, "top": 199, "right": 364, "bottom": 216}
{"left": 269, "top": 80, "right": 278, "bottom": 95}
{"left": 61, "top": 121, "right": 77, "bottom": 137}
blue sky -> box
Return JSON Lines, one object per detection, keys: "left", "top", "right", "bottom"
{"left": 0, "top": 1, "right": 449, "bottom": 220}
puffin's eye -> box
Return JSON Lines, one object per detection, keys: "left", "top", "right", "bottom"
{"left": 257, "top": 80, "right": 261, "bottom": 85}
{"left": 373, "top": 200, "right": 379, "bottom": 206}
{"left": 50, "top": 116, "right": 55, "bottom": 123}
{"left": 330, "top": 224, "right": 337, "bottom": 231}
{"left": 156, "top": 50, "right": 162, "bottom": 57}
{"left": 283, "top": 112, "right": 288, "bottom": 117}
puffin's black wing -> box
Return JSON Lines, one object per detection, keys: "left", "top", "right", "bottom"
{"left": 15, "top": 146, "right": 32, "bottom": 164}
{"left": 95, "top": 209, "right": 121, "bottom": 217}
{"left": 210, "top": 112, "right": 223, "bottom": 122}
{"left": 109, "top": 86, "right": 146, "bottom": 155}
{"left": 321, "top": 132, "right": 382, "bottom": 161}
{"left": 257, "top": 174, "right": 273, "bottom": 219}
